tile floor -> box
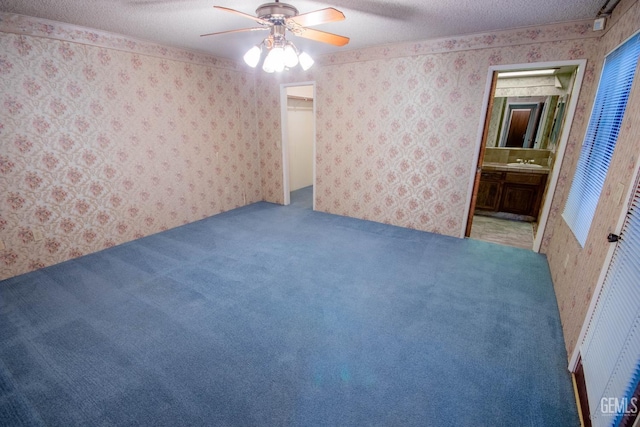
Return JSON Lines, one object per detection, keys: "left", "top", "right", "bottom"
{"left": 469, "top": 215, "right": 534, "bottom": 250}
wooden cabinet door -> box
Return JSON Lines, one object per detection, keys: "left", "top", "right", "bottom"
{"left": 476, "top": 180, "right": 502, "bottom": 211}
{"left": 500, "top": 184, "right": 537, "bottom": 216}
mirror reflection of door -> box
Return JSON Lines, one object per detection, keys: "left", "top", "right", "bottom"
{"left": 505, "top": 109, "right": 531, "bottom": 146}
{"left": 501, "top": 103, "right": 541, "bottom": 148}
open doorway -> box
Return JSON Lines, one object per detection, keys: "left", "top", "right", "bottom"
{"left": 464, "top": 60, "right": 586, "bottom": 251}
{"left": 280, "top": 82, "right": 316, "bottom": 209}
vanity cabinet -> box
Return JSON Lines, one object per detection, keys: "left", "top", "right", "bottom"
{"left": 502, "top": 172, "right": 547, "bottom": 216}
{"left": 476, "top": 172, "right": 503, "bottom": 211}
{"left": 476, "top": 170, "right": 548, "bottom": 218}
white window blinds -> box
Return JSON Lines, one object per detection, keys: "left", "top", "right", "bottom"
{"left": 562, "top": 32, "right": 640, "bottom": 247}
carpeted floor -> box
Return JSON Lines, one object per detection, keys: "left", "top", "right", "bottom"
{"left": 0, "top": 186, "right": 578, "bottom": 426}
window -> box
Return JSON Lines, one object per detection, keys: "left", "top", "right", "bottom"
{"left": 562, "top": 32, "right": 640, "bottom": 247}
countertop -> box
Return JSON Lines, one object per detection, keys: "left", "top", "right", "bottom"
{"left": 482, "top": 162, "right": 550, "bottom": 175}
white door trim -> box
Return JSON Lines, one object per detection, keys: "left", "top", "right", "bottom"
{"left": 462, "top": 59, "right": 587, "bottom": 256}
{"left": 279, "top": 81, "right": 316, "bottom": 208}
{"left": 533, "top": 60, "right": 586, "bottom": 252}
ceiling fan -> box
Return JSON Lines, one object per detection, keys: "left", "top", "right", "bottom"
{"left": 201, "top": 1, "right": 349, "bottom": 72}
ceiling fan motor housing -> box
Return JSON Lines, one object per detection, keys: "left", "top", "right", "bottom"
{"left": 265, "top": 25, "right": 287, "bottom": 48}
{"left": 256, "top": 2, "right": 299, "bottom": 22}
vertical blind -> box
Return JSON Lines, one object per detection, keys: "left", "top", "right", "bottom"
{"left": 562, "top": 32, "right": 640, "bottom": 247}
{"left": 580, "top": 172, "right": 640, "bottom": 427}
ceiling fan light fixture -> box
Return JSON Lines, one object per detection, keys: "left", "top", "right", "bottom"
{"left": 243, "top": 45, "right": 262, "bottom": 68}
{"left": 207, "top": 3, "right": 349, "bottom": 73}
{"left": 298, "top": 51, "right": 314, "bottom": 71}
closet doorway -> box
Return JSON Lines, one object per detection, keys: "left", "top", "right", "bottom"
{"left": 280, "top": 82, "right": 316, "bottom": 208}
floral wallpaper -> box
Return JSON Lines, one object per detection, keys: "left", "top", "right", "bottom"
{"left": 257, "top": 74, "right": 286, "bottom": 204}
{"left": 322, "top": 20, "right": 596, "bottom": 64}
{"left": 485, "top": 97, "right": 506, "bottom": 148}
{"left": 0, "top": 27, "right": 260, "bottom": 280}
{"left": 0, "top": 13, "right": 240, "bottom": 71}
{"left": 311, "top": 53, "right": 484, "bottom": 234}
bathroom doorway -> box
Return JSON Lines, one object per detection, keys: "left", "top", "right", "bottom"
{"left": 280, "top": 82, "right": 316, "bottom": 209}
{"left": 465, "top": 61, "right": 586, "bottom": 251}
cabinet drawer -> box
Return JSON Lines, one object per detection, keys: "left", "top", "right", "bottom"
{"left": 480, "top": 172, "right": 505, "bottom": 181}
{"left": 505, "top": 172, "right": 544, "bottom": 185}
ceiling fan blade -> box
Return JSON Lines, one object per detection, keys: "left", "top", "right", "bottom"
{"left": 328, "top": 0, "right": 419, "bottom": 20}
{"left": 294, "top": 28, "right": 349, "bottom": 46}
{"left": 287, "top": 7, "right": 345, "bottom": 27}
{"left": 213, "top": 6, "right": 272, "bottom": 26}
{"left": 200, "top": 27, "right": 269, "bottom": 38}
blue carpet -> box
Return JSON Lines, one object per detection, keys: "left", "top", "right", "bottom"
{"left": 0, "top": 187, "right": 578, "bottom": 426}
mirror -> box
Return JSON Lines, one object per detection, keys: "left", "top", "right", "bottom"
{"left": 485, "top": 68, "right": 576, "bottom": 151}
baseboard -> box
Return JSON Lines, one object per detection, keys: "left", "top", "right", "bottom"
{"left": 474, "top": 210, "right": 536, "bottom": 222}
{"left": 572, "top": 373, "right": 586, "bottom": 427}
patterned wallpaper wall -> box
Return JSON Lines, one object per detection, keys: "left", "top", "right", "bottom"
{"left": 0, "top": 23, "right": 261, "bottom": 280}
{"left": 299, "top": 29, "right": 600, "bottom": 237}
{"left": 485, "top": 97, "right": 506, "bottom": 148}
{"left": 544, "top": 0, "right": 640, "bottom": 360}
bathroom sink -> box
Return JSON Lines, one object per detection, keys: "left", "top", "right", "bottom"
{"left": 507, "top": 163, "right": 543, "bottom": 168}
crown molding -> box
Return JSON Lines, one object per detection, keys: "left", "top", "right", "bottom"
{"left": 0, "top": 12, "right": 245, "bottom": 70}
{"left": 318, "top": 20, "right": 598, "bottom": 65}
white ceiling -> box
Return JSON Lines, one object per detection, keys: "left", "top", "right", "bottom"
{"left": 0, "top": 0, "right": 605, "bottom": 62}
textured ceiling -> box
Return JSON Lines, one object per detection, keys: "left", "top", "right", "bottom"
{"left": 0, "top": 0, "right": 605, "bottom": 62}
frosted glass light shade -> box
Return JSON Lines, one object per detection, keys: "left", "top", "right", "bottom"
{"left": 298, "top": 51, "right": 314, "bottom": 71}
{"left": 243, "top": 46, "right": 261, "bottom": 68}
{"left": 251, "top": 39, "right": 312, "bottom": 72}
{"left": 262, "top": 48, "right": 277, "bottom": 73}
{"left": 272, "top": 47, "right": 285, "bottom": 72}
{"left": 283, "top": 44, "right": 299, "bottom": 68}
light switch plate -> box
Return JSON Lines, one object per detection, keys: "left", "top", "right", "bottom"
{"left": 32, "top": 229, "right": 44, "bottom": 241}
{"left": 615, "top": 182, "right": 625, "bottom": 205}
{"left": 0, "top": 239, "right": 5, "bottom": 251}
{"left": 593, "top": 17, "right": 606, "bottom": 31}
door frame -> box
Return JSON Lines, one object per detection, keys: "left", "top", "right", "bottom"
{"left": 279, "top": 81, "right": 316, "bottom": 207}
{"left": 462, "top": 59, "right": 587, "bottom": 253}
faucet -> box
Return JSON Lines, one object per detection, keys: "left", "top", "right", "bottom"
{"left": 518, "top": 159, "right": 535, "bottom": 164}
